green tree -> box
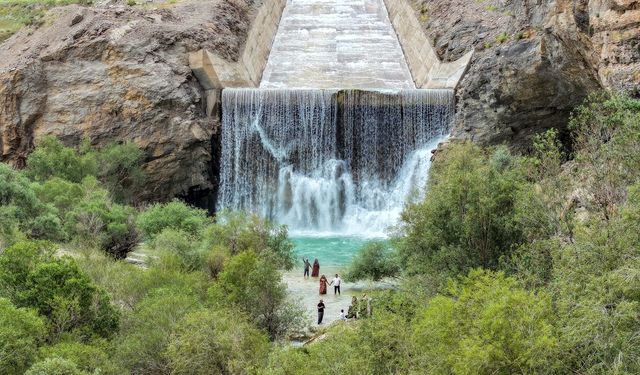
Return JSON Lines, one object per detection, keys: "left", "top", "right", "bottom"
{"left": 211, "top": 251, "right": 303, "bottom": 340}
{"left": 552, "top": 184, "right": 640, "bottom": 374}
{"left": 344, "top": 241, "right": 399, "bottom": 281}
{"left": 38, "top": 341, "right": 120, "bottom": 375}
{"left": 0, "top": 298, "right": 46, "bottom": 375}
{"left": 25, "top": 357, "right": 87, "bottom": 375}
{"left": 167, "top": 309, "right": 270, "bottom": 375}
{"left": 94, "top": 142, "right": 145, "bottom": 204}
{"left": 412, "top": 270, "right": 559, "bottom": 375}
{"left": 0, "top": 163, "right": 64, "bottom": 240}
{"left": 203, "top": 210, "right": 295, "bottom": 270}
{"left": 136, "top": 200, "right": 210, "bottom": 240}
{"left": 149, "top": 229, "right": 207, "bottom": 272}
{"left": 396, "top": 143, "right": 525, "bottom": 281}
{"left": 569, "top": 93, "right": 640, "bottom": 221}
{"left": 115, "top": 289, "right": 202, "bottom": 374}
{"left": 25, "top": 137, "right": 97, "bottom": 184}
{"left": 0, "top": 241, "right": 119, "bottom": 340}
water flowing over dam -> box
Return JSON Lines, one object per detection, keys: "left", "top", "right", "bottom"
{"left": 216, "top": 0, "right": 458, "bottom": 237}
{"left": 219, "top": 89, "right": 453, "bottom": 236}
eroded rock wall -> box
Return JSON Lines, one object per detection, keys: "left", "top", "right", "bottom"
{"left": 0, "top": 0, "right": 258, "bottom": 204}
{"left": 412, "top": 0, "right": 639, "bottom": 149}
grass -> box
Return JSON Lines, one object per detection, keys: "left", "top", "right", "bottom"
{"left": 0, "top": 0, "right": 93, "bottom": 41}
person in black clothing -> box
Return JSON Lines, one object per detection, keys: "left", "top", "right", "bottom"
{"left": 317, "top": 299, "right": 325, "bottom": 324}
{"left": 303, "top": 258, "right": 311, "bottom": 278}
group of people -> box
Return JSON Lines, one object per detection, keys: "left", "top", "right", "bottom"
{"left": 303, "top": 258, "right": 370, "bottom": 325}
{"left": 303, "top": 258, "right": 341, "bottom": 295}
{"left": 317, "top": 294, "right": 371, "bottom": 325}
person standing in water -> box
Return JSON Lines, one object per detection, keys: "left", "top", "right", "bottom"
{"left": 303, "top": 258, "right": 311, "bottom": 278}
{"left": 317, "top": 299, "right": 325, "bottom": 324}
{"left": 311, "top": 258, "right": 320, "bottom": 277}
{"left": 319, "top": 275, "right": 328, "bottom": 295}
{"left": 330, "top": 273, "right": 342, "bottom": 295}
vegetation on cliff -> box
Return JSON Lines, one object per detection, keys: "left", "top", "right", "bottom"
{"left": 1, "top": 93, "right": 639, "bottom": 374}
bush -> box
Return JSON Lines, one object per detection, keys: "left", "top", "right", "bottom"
{"left": 149, "top": 229, "right": 206, "bottom": 272}
{"left": 396, "top": 143, "right": 525, "bottom": 281}
{"left": 94, "top": 142, "right": 145, "bottom": 204}
{"left": 0, "top": 163, "right": 63, "bottom": 240}
{"left": 166, "top": 309, "right": 270, "bottom": 374}
{"left": 25, "top": 137, "right": 97, "bottom": 184}
{"left": 0, "top": 298, "right": 46, "bottom": 375}
{"left": 0, "top": 241, "right": 119, "bottom": 340}
{"left": 63, "top": 178, "right": 138, "bottom": 258}
{"left": 412, "top": 270, "right": 559, "bottom": 374}
{"left": 38, "top": 341, "right": 119, "bottom": 375}
{"left": 25, "top": 357, "right": 87, "bottom": 375}
{"left": 211, "top": 251, "right": 303, "bottom": 340}
{"left": 203, "top": 210, "right": 295, "bottom": 270}
{"left": 136, "top": 200, "right": 210, "bottom": 240}
{"left": 344, "top": 241, "right": 399, "bottom": 281}
{"left": 114, "top": 289, "right": 203, "bottom": 374}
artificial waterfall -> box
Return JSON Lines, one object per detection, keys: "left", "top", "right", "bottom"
{"left": 217, "top": 0, "right": 456, "bottom": 237}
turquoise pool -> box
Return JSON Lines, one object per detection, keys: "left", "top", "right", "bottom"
{"left": 291, "top": 235, "right": 372, "bottom": 268}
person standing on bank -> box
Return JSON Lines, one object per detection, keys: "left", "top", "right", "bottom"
{"left": 303, "top": 258, "right": 311, "bottom": 278}
{"left": 330, "top": 273, "right": 341, "bottom": 295}
{"left": 317, "top": 299, "right": 325, "bottom": 324}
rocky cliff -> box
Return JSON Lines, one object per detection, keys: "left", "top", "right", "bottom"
{"left": 413, "top": 0, "right": 639, "bottom": 149}
{"left": 0, "top": 0, "right": 260, "bottom": 206}
{"left": 0, "top": 0, "right": 637, "bottom": 207}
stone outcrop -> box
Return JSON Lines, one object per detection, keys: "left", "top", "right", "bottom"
{"left": 412, "top": 0, "right": 639, "bottom": 150}
{"left": 0, "top": 0, "right": 262, "bottom": 207}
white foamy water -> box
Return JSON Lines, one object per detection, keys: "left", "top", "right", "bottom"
{"left": 218, "top": 89, "right": 453, "bottom": 238}
{"left": 261, "top": 0, "right": 414, "bottom": 89}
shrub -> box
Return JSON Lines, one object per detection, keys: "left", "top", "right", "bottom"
{"left": 38, "top": 341, "right": 118, "bottom": 374}
{"left": 211, "top": 251, "right": 303, "bottom": 340}
{"left": 0, "top": 298, "right": 46, "bottom": 375}
{"left": 203, "top": 210, "right": 295, "bottom": 270}
{"left": 136, "top": 200, "right": 210, "bottom": 240}
{"left": 412, "top": 270, "right": 559, "bottom": 374}
{"left": 0, "top": 163, "right": 62, "bottom": 240}
{"left": 396, "top": 143, "right": 525, "bottom": 281}
{"left": 114, "top": 289, "right": 202, "bottom": 374}
{"left": 344, "top": 241, "right": 399, "bottom": 281}
{"left": 26, "top": 137, "right": 97, "bottom": 184}
{"left": 94, "top": 142, "right": 145, "bottom": 204}
{"left": 150, "top": 228, "right": 206, "bottom": 272}
{"left": 25, "top": 357, "right": 87, "bottom": 375}
{"left": 166, "top": 309, "right": 270, "bottom": 374}
{"left": 0, "top": 241, "right": 119, "bottom": 340}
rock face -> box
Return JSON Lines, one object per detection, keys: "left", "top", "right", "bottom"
{"left": 413, "top": 0, "right": 639, "bottom": 150}
{"left": 0, "top": 0, "right": 259, "bottom": 206}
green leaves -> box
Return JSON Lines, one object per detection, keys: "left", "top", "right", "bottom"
{"left": 0, "top": 298, "right": 46, "bottom": 375}
{"left": 412, "top": 270, "right": 559, "bottom": 375}
{"left": 397, "top": 142, "right": 525, "bottom": 280}
{"left": 344, "top": 241, "right": 399, "bottom": 282}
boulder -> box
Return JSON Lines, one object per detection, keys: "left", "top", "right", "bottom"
{"left": 414, "top": 0, "right": 639, "bottom": 150}
{"left": 0, "top": 0, "right": 257, "bottom": 205}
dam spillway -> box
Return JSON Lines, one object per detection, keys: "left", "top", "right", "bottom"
{"left": 219, "top": 88, "right": 453, "bottom": 236}
{"left": 260, "top": 0, "right": 414, "bottom": 90}
{"left": 216, "top": 0, "right": 458, "bottom": 237}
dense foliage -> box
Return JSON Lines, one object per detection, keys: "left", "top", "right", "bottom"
{"left": 0, "top": 93, "right": 638, "bottom": 374}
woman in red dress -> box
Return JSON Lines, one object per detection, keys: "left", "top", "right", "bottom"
{"left": 311, "top": 258, "right": 320, "bottom": 277}
{"left": 319, "top": 275, "right": 328, "bottom": 295}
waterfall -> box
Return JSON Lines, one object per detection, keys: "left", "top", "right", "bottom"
{"left": 219, "top": 88, "right": 454, "bottom": 237}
